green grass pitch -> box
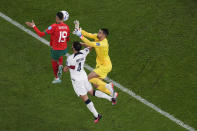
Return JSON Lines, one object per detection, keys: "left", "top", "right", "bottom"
{"left": 0, "top": 0, "right": 197, "bottom": 130}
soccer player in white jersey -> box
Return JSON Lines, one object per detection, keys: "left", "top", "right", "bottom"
{"left": 63, "top": 41, "right": 116, "bottom": 123}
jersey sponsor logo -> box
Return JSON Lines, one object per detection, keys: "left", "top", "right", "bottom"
{"left": 48, "top": 26, "right": 52, "bottom": 30}
{"left": 96, "top": 43, "right": 100, "bottom": 46}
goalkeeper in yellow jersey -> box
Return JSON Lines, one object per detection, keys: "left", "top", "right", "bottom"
{"left": 73, "top": 20, "right": 118, "bottom": 105}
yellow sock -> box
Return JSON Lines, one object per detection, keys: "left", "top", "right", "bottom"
{"left": 89, "top": 78, "right": 111, "bottom": 95}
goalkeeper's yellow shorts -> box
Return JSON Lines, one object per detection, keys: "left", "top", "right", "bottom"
{"left": 93, "top": 63, "right": 112, "bottom": 79}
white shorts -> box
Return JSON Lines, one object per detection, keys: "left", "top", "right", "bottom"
{"left": 71, "top": 78, "right": 92, "bottom": 97}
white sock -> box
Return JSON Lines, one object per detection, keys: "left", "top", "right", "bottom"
{"left": 86, "top": 100, "right": 98, "bottom": 118}
{"left": 94, "top": 90, "right": 112, "bottom": 101}
{"left": 105, "top": 84, "right": 113, "bottom": 95}
{"left": 58, "top": 65, "right": 63, "bottom": 69}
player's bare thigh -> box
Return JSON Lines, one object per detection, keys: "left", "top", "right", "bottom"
{"left": 88, "top": 71, "right": 103, "bottom": 88}
{"left": 80, "top": 94, "right": 89, "bottom": 102}
{"left": 88, "top": 71, "right": 99, "bottom": 80}
{"left": 80, "top": 90, "right": 94, "bottom": 101}
{"left": 88, "top": 89, "right": 94, "bottom": 96}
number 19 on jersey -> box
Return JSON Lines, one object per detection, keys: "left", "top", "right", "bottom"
{"left": 59, "top": 31, "right": 67, "bottom": 43}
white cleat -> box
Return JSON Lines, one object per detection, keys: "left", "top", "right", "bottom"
{"left": 52, "top": 78, "right": 61, "bottom": 84}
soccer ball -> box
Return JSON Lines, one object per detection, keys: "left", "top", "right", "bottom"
{"left": 61, "top": 11, "right": 69, "bottom": 21}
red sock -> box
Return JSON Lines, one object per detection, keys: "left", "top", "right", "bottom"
{"left": 51, "top": 60, "right": 58, "bottom": 78}
{"left": 58, "top": 56, "right": 63, "bottom": 65}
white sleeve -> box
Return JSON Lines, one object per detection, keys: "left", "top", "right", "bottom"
{"left": 66, "top": 57, "right": 70, "bottom": 66}
{"left": 81, "top": 48, "right": 90, "bottom": 56}
{"left": 66, "top": 56, "right": 76, "bottom": 67}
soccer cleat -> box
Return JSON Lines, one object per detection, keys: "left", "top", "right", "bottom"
{"left": 110, "top": 82, "right": 115, "bottom": 98}
{"left": 57, "top": 65, "right": 63, "bottom": 78}
{"left": 52, "top": 77, "right": 61, "bottom": 84}
{"left": 94, "top": 114, "right": 102, "bottom": 124}
{"left": 112, "top": 92, "right": 118, "bottom": 105}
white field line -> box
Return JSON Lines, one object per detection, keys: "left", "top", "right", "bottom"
{"left": 0, "top": 12, "right": 196, "bottom": 131}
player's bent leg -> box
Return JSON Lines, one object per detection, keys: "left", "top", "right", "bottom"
{"left": 88, "top": 89, "right": 117, "bottom": 105}
{"left": 88, "top": 71, "right": 110, "bottom": 95}
{"left": 89, "top": 77, "right": 106, "bottom": 87}
{"left": 51, "top": 49, "right": 63, "bottom": 83}
{"left": 80, "top": 94, "right": 102, "bottom": 123}
{"left": 87, "top": 81, "right": 113, "bottom": 102}
{"left": 88, "top": 71, "right": 99, "bottom": 80}
{"left": 92, "top": 90, "right": 112, "bottom": 101}
{"left": 79, "top": 94, "right": 89, "bottom": 102}
{"left": 87, "top": 89, "right": 94, "bottom": 96}
{"left": 89, "top": 77, "right": 111, "bottom": 96}
{"left": 93, "top": 66, "right": 117, "bottom": 99}
{"left": 88, "top": 71, "right": 110, "bottom": 94}
{"left": 51, "top": 49, "right": 67, "bottom": 80}
{"left": 57, "top": 48, "right": 68, "bottom": 78}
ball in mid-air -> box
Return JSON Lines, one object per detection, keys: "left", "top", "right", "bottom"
{"left": 61, "top": 11, "right": 69, "bottom": 21}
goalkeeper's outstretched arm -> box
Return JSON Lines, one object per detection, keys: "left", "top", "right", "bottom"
{"left": 81, "top": 30, "right": 97, "bottom": 40}
{"left": 80, "top": 36, "right": 100, "bottom": 48}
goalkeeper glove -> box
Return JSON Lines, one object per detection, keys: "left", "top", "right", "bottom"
{"left": 73, "top": 28, "right": 82, "bottom": 37}
{"left": 74, "top": 20, "right": 80, "bottom": 30}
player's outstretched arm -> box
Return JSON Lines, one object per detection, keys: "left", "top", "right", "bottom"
{"left": 26, "top": 20, "right": 35, "bottom": 28}
{"left": 81, "top": 37, "right": 99, "bottom": 48}
{"left": 73, "top": 29, "right": 99, "bottom": 48}
{"left": 25, "top": 20, "right": 46, "bottom": 37}
{"left": 81, "top": 30, "right": 97, "bottom": 39}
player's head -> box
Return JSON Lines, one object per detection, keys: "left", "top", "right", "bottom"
{"left": 97, "top": 28, "right": 109, "bottom": 40}
{"left": 56, "top": 12, "right": 64, "bottom": 23}
{"left": 72, "top": 41, "right": 82, "bottom": 52}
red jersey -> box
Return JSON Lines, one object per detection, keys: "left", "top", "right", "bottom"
{"left": 45, "top": 22, "right": 70, "bottom": 50}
